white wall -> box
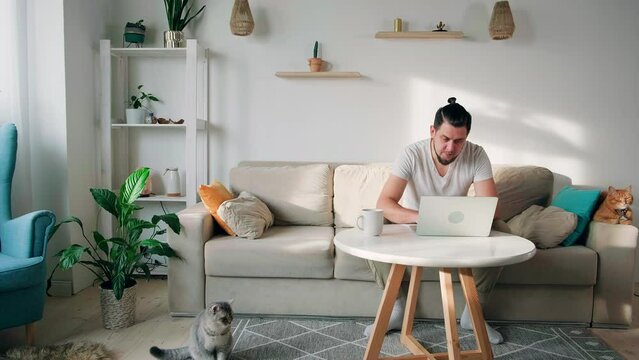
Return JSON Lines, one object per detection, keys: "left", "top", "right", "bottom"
{"left": 108, "top": 0, "right": 639, "bottom": 184}
{"left": 107, "top": 0, "right": 639, "bottom": 278}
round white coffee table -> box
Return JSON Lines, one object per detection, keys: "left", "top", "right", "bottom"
{"left": 334, "top": 224, "right": 536, "bottom": 360}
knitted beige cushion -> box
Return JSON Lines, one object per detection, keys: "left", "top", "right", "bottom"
{"left": 507, "top": 205, "right": 577, "bottom": 249}
{"left": 469, "top": 166, "right": 554, "bottom": 221}
{"left": 217, "top": 191, "right": 274, "bottom": 239}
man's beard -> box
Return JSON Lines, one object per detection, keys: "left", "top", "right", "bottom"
{"left": 435, "top": 151, "right": 458, "bottom": 166}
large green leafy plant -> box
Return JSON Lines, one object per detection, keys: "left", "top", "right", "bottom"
{"left": 47, "top": 168, "right": 181, "bottom": 300}
{"left": 163, "top": 0, "right": 206, "bottom": 31}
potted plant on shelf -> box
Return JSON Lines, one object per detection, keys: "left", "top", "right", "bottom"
{"left": 126, "top": 85, "right": 160, "bottom": 124}
{"left": 163, "top": 0, "right": 206, "bottom": 48}
{"left": 46, "top": 167, "right": 181, "bottom": 330}
{"left": 308, "top": 41, "right": 323, "bottom": 72}
{"left": 123, "top": 19, "right": 146, "bottom": 47}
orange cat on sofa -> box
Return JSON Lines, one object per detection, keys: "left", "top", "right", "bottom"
{"left": 593, "top": 186, "right": 633, "bottom": 225}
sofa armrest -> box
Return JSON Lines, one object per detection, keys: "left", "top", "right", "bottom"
{"left": 585, "top": 221, "right": 638, "bottom": 327}
{"left": 168, "top": 202, "right": 214, "bottom": 316}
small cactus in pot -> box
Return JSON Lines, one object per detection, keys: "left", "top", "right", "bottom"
{"left": 308, "top": 41, "right": 323, "bottom": 72}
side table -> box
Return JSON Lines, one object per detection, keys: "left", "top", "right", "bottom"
{"left": 334, "top": 224, "right": 536, "bottom": 360}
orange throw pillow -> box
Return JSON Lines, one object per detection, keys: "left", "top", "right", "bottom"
{"left": 199, "top": 181, "right": 236, "bottom": 236}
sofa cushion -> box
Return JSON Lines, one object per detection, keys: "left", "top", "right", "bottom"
{"left": 469, "top": 166, "right": 554, "bottom": 221}
{"left": 205, "top": 226, "right": 334, "bottom": 279}
{"left": 230, "top": 164, "right": 333, "bottom": 226}
{"left": 418, "top": 245, "right": 597, "bottom": 285}
{"left": 333, "top": 164, "right": 392, "bottom": 227}
{"left": 217, "top": 191, "right": 274, "bottom": 239}
{"left": 199, "top": 181, "right": 236, "bottom": 236}
{"left": 498, "top": 245, "right": 597, "bottom": 285}
{"left": 551, "top": 186, "right": 601, "bottom": 246}
{"left": 334, "top": 228, "right": 376, "bottom": 281}
{"left": 0, "top": 254, "right": 45, "bottom": 292}
{"left": 507, "top": 205, "right": 578, "bottom": 249}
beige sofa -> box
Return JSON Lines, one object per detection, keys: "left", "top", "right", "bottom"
{"left": 168, "top": 161, "right": 638, "bottom": 328}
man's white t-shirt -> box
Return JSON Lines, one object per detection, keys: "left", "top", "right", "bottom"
{"left": 391, "top": 138, "right": 493, "bottom": 210}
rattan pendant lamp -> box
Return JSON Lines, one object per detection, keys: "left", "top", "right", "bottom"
{"left": 489, "top": 1, "right": 515, "bottom": 40}
{"left": 230, "top": 0, "right": 255, "bottom": 36}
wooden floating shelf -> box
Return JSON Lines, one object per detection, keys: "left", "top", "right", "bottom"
{"left": 275, "top": 72, "right": 362, "bottom": 78}
{"left": 375, "top": 31, "right": 464, "bottom": 39}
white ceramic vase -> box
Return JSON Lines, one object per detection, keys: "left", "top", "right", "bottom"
{"left": 164, "top": 168, "right": 181, "bottom": 196}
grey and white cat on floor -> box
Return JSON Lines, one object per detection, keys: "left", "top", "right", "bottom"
{"left": 150, "top": 301, "right": 234, "bottom": 360}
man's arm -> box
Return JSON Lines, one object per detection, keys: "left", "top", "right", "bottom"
{"left": 473, "top": 178, "right": 501, "bottom": 219}
{"left": 376, "top": 175, "right": 418, "bottom": 224}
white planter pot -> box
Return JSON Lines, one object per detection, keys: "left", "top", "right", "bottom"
{"left": 126, "top": 109, "right": 146, "bottom": 124}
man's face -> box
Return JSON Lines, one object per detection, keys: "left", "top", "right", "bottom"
{"left": 429, "top": 121, "right": 468, "bottom": 165}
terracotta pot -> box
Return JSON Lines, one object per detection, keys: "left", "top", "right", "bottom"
{"left": 99, "top": 280, "right": 137, "bottom": 329}
{"left": 308, "top": 58, "right": 323, "bottom": 72}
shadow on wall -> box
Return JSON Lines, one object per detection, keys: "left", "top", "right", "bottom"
{"left": 250, "top": 5, "right": 271, "bottom": 39}
{"left": 407, "top": 77, "right": 589, "bottom": 184}
{"left": 207, "top": 50, "right": 238, "bottom": 182}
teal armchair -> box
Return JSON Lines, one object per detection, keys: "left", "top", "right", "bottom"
{"left": 0, "top": 123, "right": 55, "bottom": 344}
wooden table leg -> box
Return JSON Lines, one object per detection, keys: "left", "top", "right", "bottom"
{"left": 365, "top": 263, "right": 407, "bottom": 360}
{"left": 459, "top": 268, "right": 493, "bottom": 360}
{"left": 401, "top": 266, "right": 431, "bottom": 355}
{"left": 439, "top": 268, "right": 461, "bottom": 360}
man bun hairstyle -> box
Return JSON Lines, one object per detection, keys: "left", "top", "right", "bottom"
{"left": 434, "top": 97, "right": 472, "bottom": 132}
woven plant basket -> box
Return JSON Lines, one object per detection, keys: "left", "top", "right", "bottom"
{"left": 230, "top": 0, "right": 255, "bottom": 36}
{"left": 99, "top": 281, "right": 137, "bottom": 330}
{"left": 489, "top": 1, "right": 515, "bottom": 40}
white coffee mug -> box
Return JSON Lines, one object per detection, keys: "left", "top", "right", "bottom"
{"left": 356, "top": 209, "right": 384, "bottom": 236}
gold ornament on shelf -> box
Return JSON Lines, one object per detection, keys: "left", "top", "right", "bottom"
{"left": 230, "top": 0, "right": 255, "bottom": 36}
{"left": 394, "top": 18, "right": 403, "bottom": 32}
{"left": 489, "top": 1, "right": 515, "bottom": 40}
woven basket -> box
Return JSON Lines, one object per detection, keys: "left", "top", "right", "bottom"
{"left": 99, "top": 282, "right": 137, "bottom": 330}
{"left": 489, "top": 1, "right": 515, "bottom": 40}
{"left": 230, "top": 0, "right": 255, "bottom": 36}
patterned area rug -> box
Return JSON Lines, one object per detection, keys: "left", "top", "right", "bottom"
{"left": 229, "top": 318, "right": 622, "bottom": 360}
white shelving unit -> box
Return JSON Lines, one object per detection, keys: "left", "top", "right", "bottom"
{"left": 99, "top": 39, "right": 208, "bottom": 274}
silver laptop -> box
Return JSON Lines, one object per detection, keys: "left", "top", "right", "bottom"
{"left": 416, "top": 196, "right": 498, "bottom": 237}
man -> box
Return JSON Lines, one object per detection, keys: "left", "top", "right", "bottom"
{"left": 366, "top": 97, "right": 506, "bottom": 344}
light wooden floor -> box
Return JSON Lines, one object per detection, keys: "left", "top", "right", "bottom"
{"left": 1, "top": 280, "right": 638, "bottom": 359}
